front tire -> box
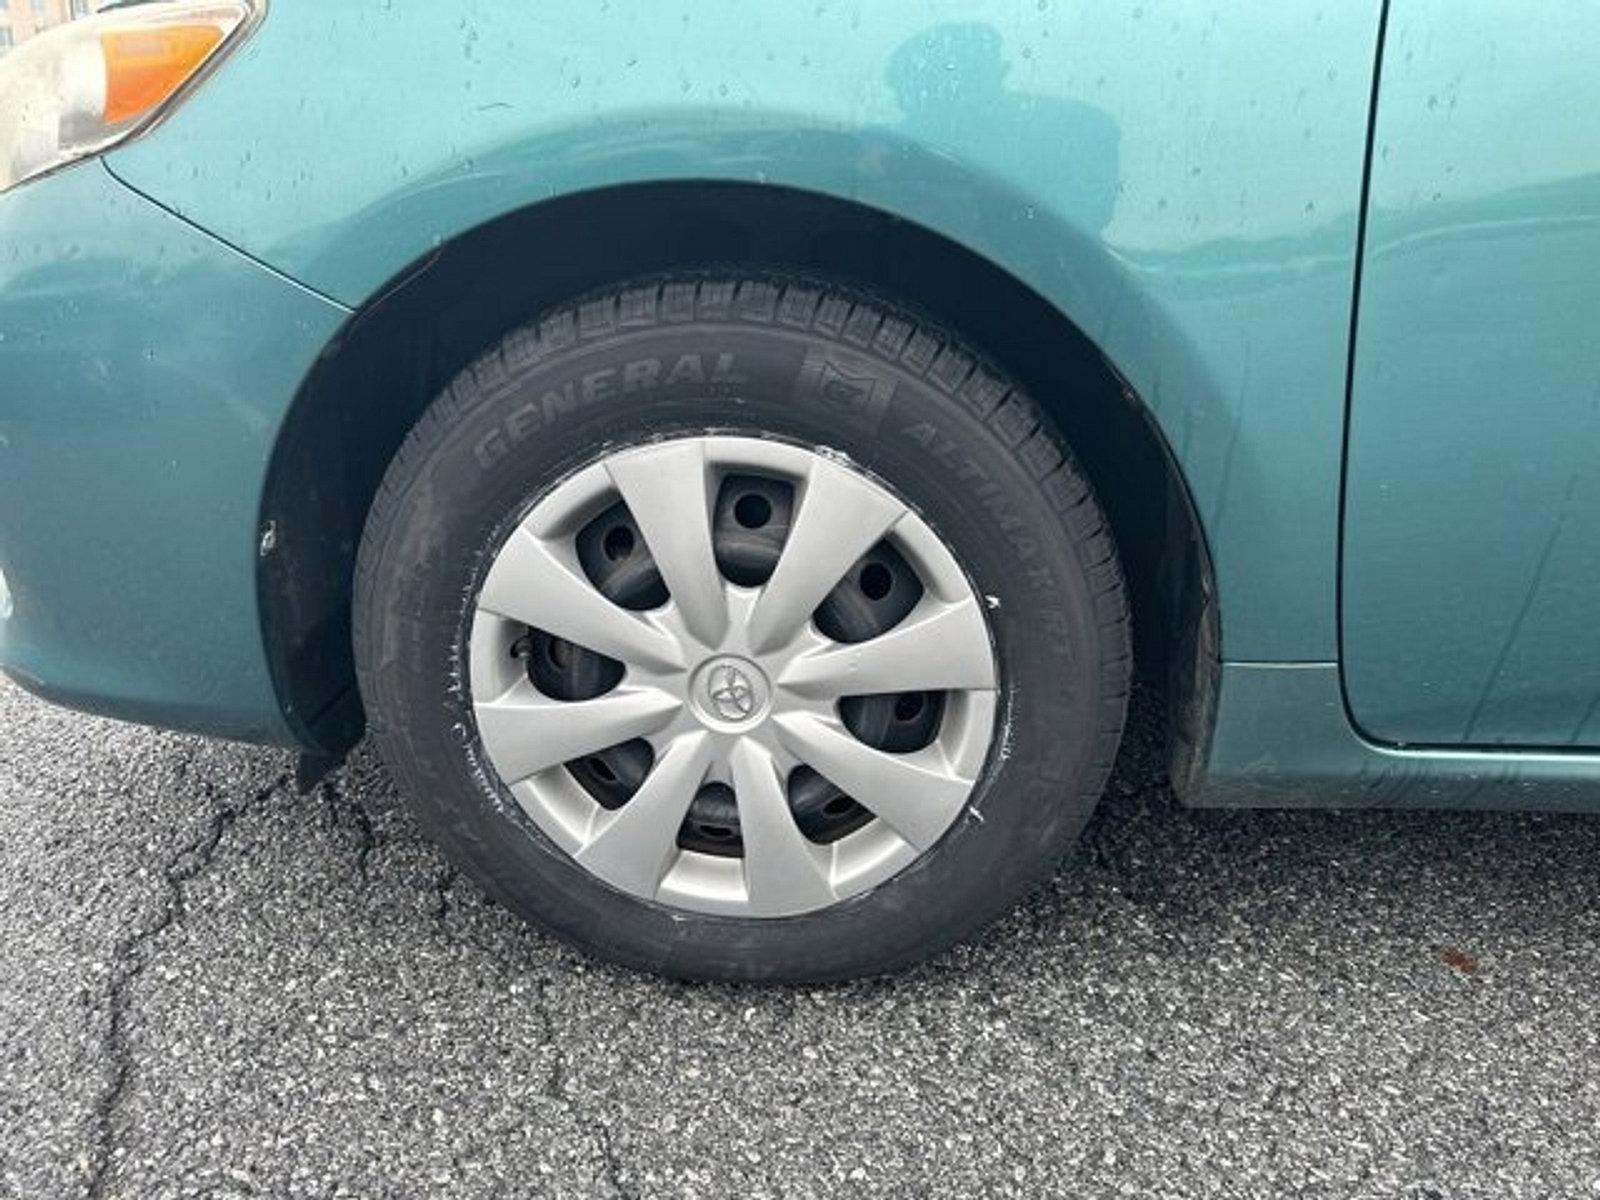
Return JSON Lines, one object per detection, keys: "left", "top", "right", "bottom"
{"left": 354, "top": 275, "right": 1129, "bottom": 981}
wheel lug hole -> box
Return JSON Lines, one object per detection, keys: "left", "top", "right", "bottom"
{"left": 733, "top": 493, "right": 772, "bottom": 529}
{"left": 602, "top": 525, "right": 635, "bottom": 561}
{"left": 893, "top": 693, "right": 925, "bottom": 722}
{"left": 858, "top": 562, "right": 893, "bottom": 601}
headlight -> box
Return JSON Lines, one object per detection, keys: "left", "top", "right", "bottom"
{"left": 0, "top": 1, "right": 258, "bottom": 195}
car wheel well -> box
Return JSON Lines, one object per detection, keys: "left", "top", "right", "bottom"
{"left": 261, "top": 181, "right": 1217, "bottom": 760}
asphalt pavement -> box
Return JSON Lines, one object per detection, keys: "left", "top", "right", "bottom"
{"left": 2, "top": 677, "right": 1598, "bottom": 1199}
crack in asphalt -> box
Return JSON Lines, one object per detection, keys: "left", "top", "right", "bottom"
{"left": 429, "top": 902, "right": 637, "bottom": 1196}
{"left": 531, "top": 976, "right": 568, "bottom": 1104}
{"left": 84, "top": 771, "right": 293, "bottom": 1200}
{"left": 79, "top": 753, "right": 697, "bottom": 1200}
{"left": 594, "top": 1124, "right": 638, "bottom": 1200}
{"left": 416, "top": 847, "right": 631, "bottom": 1196}
{"left": 318, "top": 777, "right": 377, "bottom": 882}
{"left": 534, "top": 984, "right": 639, "bottom": 1198}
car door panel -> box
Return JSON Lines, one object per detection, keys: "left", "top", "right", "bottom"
{"left": 1343, "top": 0, "right": 1600, "bottom": 746}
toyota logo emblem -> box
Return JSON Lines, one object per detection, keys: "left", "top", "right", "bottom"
{"left": 706, "top": 663, "right": 757, "bottom": 721}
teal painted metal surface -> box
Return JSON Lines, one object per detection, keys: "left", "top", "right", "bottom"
{"left": 1188, "top": 664, "right": 1600, "bottom": 811}
{"left": 108, "top": 0, "right": 1386, "bottom": 664}
{"left": 0, "top": 162, "right": 349, "bottom": 743}
{"left": 1343, "top": 0, "right": 1600, "bottom": 747}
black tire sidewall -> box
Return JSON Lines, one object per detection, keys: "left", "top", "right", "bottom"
{"left": 360, "top": 314, "right": 1116, "bottom": 981}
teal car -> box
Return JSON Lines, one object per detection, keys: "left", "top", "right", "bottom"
{"left": 3, "top": 0, "right": 1598, "bottom": 980}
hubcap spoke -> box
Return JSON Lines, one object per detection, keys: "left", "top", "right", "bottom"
{"left": 606, "top": 442, "right": 729, "bottom": 647}
{"left": 478, "top": 528, "right": 682, "bottom": 671}
{"left": 574, "top": 732, "right": 714, "bottom": 898}
{"left": 773, "top": 712, "right": 974, "bottom": 851}
{"left": 778, "top": 596, "right": 996, "bottom": 698}
{"left": 745, "top": 456, "right": 905, "bottom": 653}
{"left": 475, "top": 680, "right": 680, "bottom": 784}
{"left": 729, "top": 739, "right": 837, "bottom": 915}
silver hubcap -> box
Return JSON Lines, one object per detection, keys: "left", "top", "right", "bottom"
{"left": 468, "top": 436, "right": 998, "bottom": 917}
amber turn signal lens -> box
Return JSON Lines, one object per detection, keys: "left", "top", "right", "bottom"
{"left": 1, "top": 2, "right": 254, "bottom": 194}
{"left": 101, "top": 24, "right": 226, "bottom": 125}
